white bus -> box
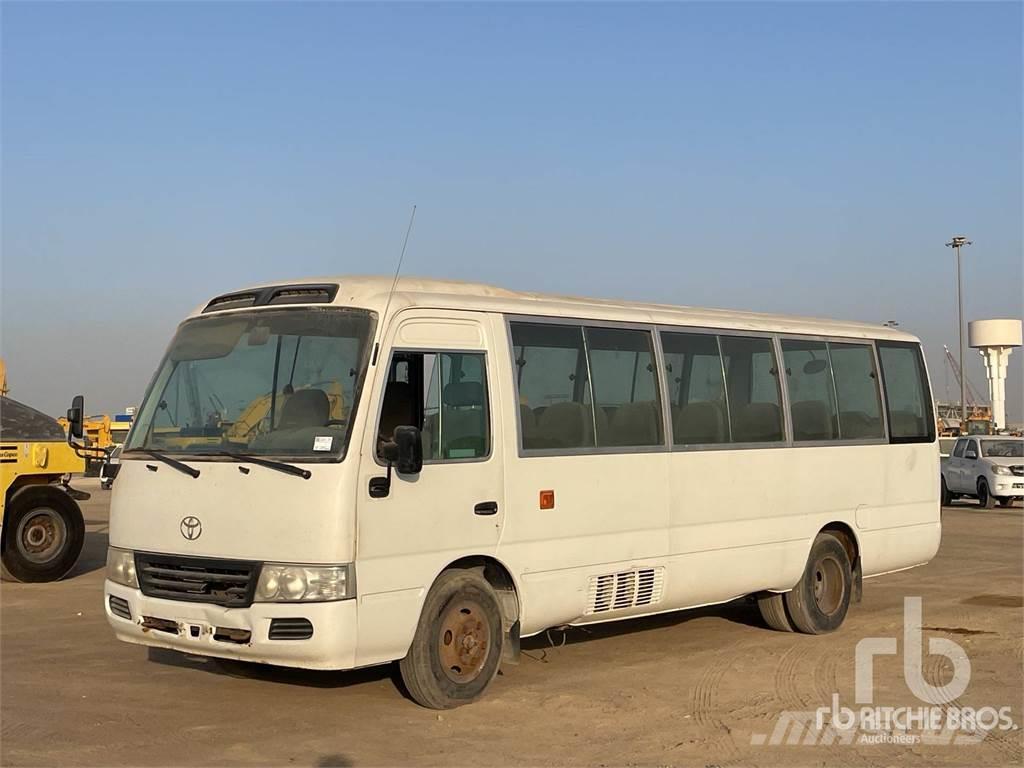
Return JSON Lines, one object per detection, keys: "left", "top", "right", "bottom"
{"left": 95, "top": 277, "right": 940, "bottom": 708}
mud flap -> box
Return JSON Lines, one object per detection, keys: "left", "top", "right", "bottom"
{"left": 502, "top": 619, "right": 521, "bottom": 665}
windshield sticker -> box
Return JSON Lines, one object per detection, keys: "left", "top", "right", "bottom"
{"left": 313, "top": 436, "right": 334, "bottom": 452}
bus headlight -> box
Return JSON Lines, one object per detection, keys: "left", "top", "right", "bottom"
{"left": 106, "top": 547, "right": 138, "bottom": 588}
{"left": 255, "top": 563, "right": 354, "bottom": 602}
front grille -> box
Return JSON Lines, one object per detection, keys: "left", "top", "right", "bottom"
{"left": 269, "top": 618, "right": 314, "bottom": 640}
{"left": 108, "top": 595, "right": 132, "bottom": 620}
{"left": 1011, "top": 465, "right": 1023, "bottom": 477}
{"left": 135, "top": 553, "right": 260, "bottom": 608}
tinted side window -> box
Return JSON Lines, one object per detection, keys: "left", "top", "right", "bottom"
{"left": 782, "top": 339, "right": 840, "bottom": 441}
{"left": 952, "top": 439, "right": 965, "bottom": 458}
{"left": 720, "top": 336, "right": 784, "bottom": 443}
{"left": 436, "top": 352, "right": 489, "bottom": 460}
{"left": 511, "top": 323, "right": 594, "bottom": 450}
{"left": 829, "top": 343, "right": 884, "bottom": 439}
{"left": 585, "top": 327, "right": 663, "bottom": 447}
{"left": 661, "top": 332, "right": 728, "bottom": 445}
{"left": 878, "top": 342, "right": 934, "bottom": 442}
{"left": 378, "top": 351, "right": 489, "bottom": 462}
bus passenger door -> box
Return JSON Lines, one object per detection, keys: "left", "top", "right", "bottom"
{"left": 354, "top": 310, "right": 505, "bottom": 667}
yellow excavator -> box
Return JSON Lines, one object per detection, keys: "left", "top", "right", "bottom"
{"left": 0, "top": 359, "right": 92, "bottom": 581}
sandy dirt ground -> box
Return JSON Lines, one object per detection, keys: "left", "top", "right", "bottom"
{"left": 2, "top": 478, "right": 1022, "bottom": 767}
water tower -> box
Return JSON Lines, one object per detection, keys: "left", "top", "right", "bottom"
{"left": 968, "top": 318, "right": 1023, "bottom": 430}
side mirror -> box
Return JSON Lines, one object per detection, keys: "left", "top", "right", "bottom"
{"left": 965, "top": 449, "right": 977, "bottom": 460}
{"left": 393, "top": 425, "right": 423, "bottom": 475}
{"left": 67, "top": 395, "right": 85, "bottom": 440}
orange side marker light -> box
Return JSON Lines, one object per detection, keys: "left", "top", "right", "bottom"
{"left": 539, "top": 490, "right": 555, "bottom": 510}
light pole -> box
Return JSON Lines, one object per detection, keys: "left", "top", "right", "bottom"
{"left": 945, "top": 235, "right": 972, "bottom": 429}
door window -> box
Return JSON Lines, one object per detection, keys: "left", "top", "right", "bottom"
{"left": 377, "top": 351, "right": 490, "bottom": 462}
{"left": 952, "top": 439, "right": 966, "bottom": 458}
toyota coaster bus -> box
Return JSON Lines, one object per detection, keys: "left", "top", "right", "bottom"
{"left": 89, "top": 276, "right": 940, "bottom": 708}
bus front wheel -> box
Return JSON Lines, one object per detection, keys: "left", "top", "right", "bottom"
{"left": 399, "top": 568, "right": 504, "bottom": 709}
{"left": 783, "top": 532, "right": 852, "bottom": 635}
{"left": 1, "top": 485, "right": 85, "bottom": 582}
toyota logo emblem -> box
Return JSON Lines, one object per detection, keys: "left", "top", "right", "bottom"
{"left": 180, "top": 516, "right": 202, "bottom": 541}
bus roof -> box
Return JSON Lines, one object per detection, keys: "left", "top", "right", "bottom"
{"left": 188, "top": 275, "right": 920, "bottom": 343}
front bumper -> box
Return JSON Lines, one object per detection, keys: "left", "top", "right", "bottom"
{"left": 991, "top": 478, "right": 1024, "bottom": 498}
{"left": 104, "top": 580, "right": 357, "bottom": 670}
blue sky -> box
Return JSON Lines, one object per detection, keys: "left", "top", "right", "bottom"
{"left": 2, "top": 1, "right": 1021, "bottom": 420}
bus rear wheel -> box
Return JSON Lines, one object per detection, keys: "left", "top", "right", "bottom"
{"left": 399, "top": 569, "right": 504, "bottom": 709}
{"left": 783, "top": 532, "right": 852, "bottom": 635}
{"left": 1, "top": 486, "right": 85, "bottom": 582}
{"left": 756, "top": 592, "right": 794, "bottom": 632}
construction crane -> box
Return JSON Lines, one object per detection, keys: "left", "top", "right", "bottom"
{"left": 942, "top": 345, "right": 986, "bottom": 406}
{"left": 940, "top": 345, "right": 993, "bottom": 435}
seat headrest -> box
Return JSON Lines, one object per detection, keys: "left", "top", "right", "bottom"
{"left": 279, "top": 389, "right": 330, "bottom": 429}
{"left": 734, "top": 402, "right": 782, "bottom": 442}
{"left": 443, "top": 381, "right": 484, "bottom": 408}
{"left": 675, "top": 401, "right": 725, "bottom": 443}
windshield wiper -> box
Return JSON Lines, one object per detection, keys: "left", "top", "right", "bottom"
{"left": 212, "top": 451, "right": 311, "bottom": 480}
{"left": 142, "top": 450, "right": 200, "bottom": 478}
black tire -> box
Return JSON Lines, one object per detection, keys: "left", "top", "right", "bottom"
{"left": 941, "top": 477, "right": 953, "bottom": 507}
{"left": 997, "top": 497, "right": 1015, "bottom": 508}
{"left": 1, "top": 485, "right": 85, "bottom": 582}
{"left": 757, "top": 592, "right": 794, "bottom": 632}
{"left": 399, "top": 569, "right": 504, "bottom": 709}
{"left": 978, "top": 478, "right": 996, "bottom": 509}
{"left": 783, "top": 533, "right": 852, "bottom": 635}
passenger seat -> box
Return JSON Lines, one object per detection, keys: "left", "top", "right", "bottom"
{"left": 608, "top": 401, "right": 661, "bottom": 446}
{"left": 673, "top": 401, "right": 726, "bottom": 444}
{"left": 792, "top": 400, "right": 835, "bottom": 441}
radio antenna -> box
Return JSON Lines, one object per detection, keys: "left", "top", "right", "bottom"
{"left": 372, "top": 204, "right": 417, "bottom": 365}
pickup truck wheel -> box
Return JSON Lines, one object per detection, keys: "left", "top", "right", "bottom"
{"left": 1, "top": 486, "right": 85, "bottom": 582}
{"left": 941, "top": 477, "right": 953, "bottom": 507}
{"left": 977, "top": 479, "right": 996, "bottom": 509}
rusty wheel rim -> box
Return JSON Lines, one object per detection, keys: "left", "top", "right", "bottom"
{"left": 812, "top": 555, "right": 843, "bottom": 616}
{"left": 437, "top": 599, "right": 491, "bottom": 684}
{"left": 16, "top": 507, "right": 66, "bottom": 564}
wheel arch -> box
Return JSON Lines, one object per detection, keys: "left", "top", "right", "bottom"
{"left": 435, "top": 554, "right": 522, "bottom": 664}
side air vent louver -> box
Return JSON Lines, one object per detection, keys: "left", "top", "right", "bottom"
{"left": 108, "top": 595, "right": 132, "bottom": 620}
{"left": 202, "top": 283, "right": 339, "bottom": 313}
{"left": 268, "top": 618, "right": 314, "bottom": 640}
{"left": 585, "top": 567, "right": 665, "bottom": 615}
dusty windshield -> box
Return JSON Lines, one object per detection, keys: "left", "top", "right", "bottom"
{"left": 981, "top": 440, "right": 1023, "bottom": 458}
{"left": 126, "top": 308, "right": 374, "bottom": 459}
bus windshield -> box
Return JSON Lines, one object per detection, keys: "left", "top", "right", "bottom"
{"left": 125, "top": 308, "right": 375, "bottom": 459}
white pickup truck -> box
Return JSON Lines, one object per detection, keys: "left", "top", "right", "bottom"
{"left": 940, "top": 436, "right": 1024, "bottom": 508}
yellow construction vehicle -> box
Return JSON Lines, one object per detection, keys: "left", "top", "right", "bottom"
{"left": 1, "top": 360, "right": 90, "bottom": 581}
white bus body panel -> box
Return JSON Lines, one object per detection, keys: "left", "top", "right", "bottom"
{"left": 103, "top": 277, "right": 942, "bottom": 672}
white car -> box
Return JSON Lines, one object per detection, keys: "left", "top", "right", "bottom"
{"left": 940, "top": 436, "right": 1023, "bottom": 508}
